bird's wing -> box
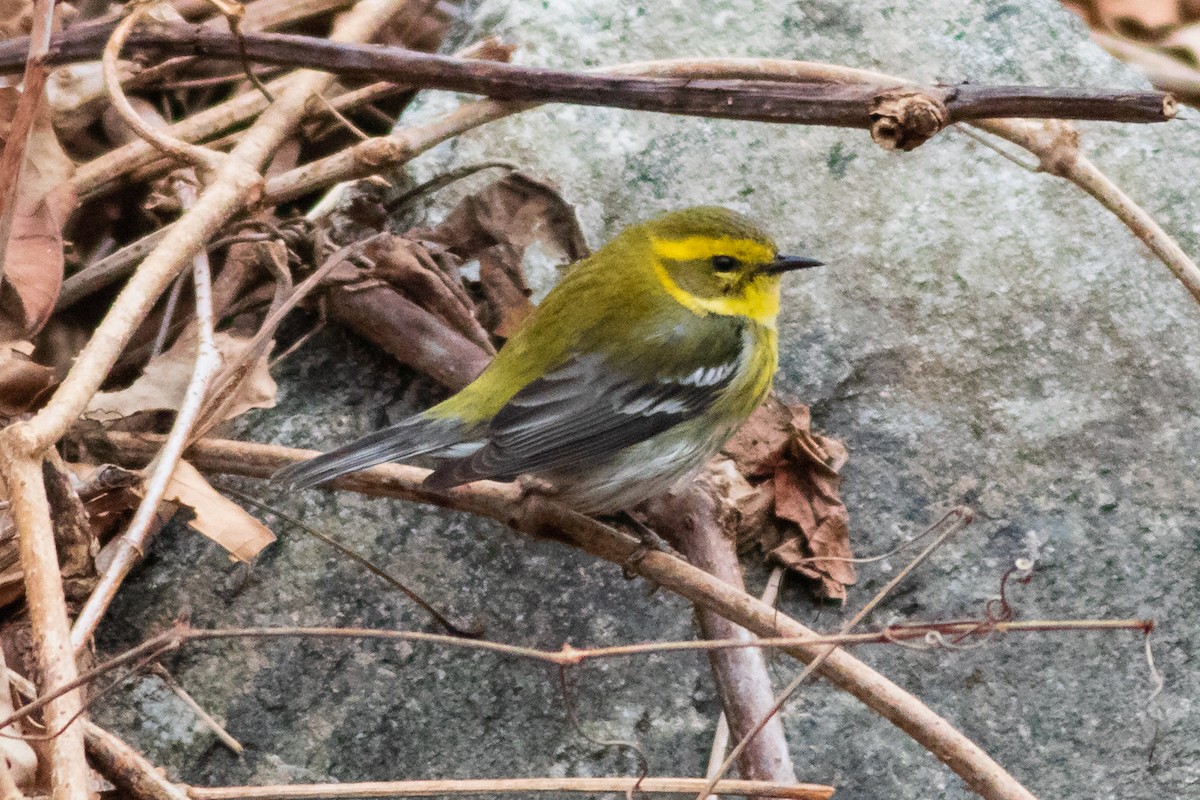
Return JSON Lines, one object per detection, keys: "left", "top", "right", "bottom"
{"left": 423, "top": 347, "right": 743, "bottom": 490}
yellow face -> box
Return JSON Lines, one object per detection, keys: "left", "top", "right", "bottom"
{"left": 649, "top": 234, "right": 784, "bottom": 326}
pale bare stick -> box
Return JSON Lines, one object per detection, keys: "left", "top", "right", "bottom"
{"left": 70, "top": 181, "right": 222, "bottom": 652}
{"left": 696, "top": 508, "right": 974, "bottom": 800}
{"left": 0, "top": 441, "right": 89, "bottom": 800}
{"left": 149, "top": 664, "right": 244, "bottom": 755}
{"left": 187, "top": 777, "right": 834, "bottom": 800}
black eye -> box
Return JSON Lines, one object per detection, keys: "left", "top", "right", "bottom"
{"left": 711, "top": 255, "right": 739, "bottom": 272}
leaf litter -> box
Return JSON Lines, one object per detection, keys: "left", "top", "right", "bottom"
{"left": 721, "top": 394, "right": 856, "bottom": 600}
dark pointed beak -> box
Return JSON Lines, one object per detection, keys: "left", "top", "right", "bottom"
{"left": 764, "top": 254, "right": 824, "bottom": 275}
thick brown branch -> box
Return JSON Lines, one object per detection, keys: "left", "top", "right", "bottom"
{"left": 655, "top": 488, "right": 797, "bottom": 787}
{"left": 325, "top": 284, "right": 492, "bottom": 391}
{"left": 0, "top": 26, "right": 1174, "bottom": 137}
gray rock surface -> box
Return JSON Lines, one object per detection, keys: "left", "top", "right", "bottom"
{"left": 94, "top": 1, "right": 1200, "bottom": 798}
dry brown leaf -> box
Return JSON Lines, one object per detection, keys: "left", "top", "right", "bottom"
{"left": 1063, "top": 0, "right": 1200, "bottom": 36}
{"left": 2, "top": 182, "right": 74, "bottom": 335}
{"left": 722, "top": 394, "right": 856, "bottom": 600}
{"left": 0, "top": 568, "right": 23, "bottom": 611}
{"left": 364, "top": 235, "right": 495, "bottom": 352}
{"left": 415, "top": 172, "right": 588, "bottom": 339}
{"left": 721, "top": 398, "right": 794, "bottom": 477}
{"left": 160, "top": 460, "right": 274, "bottom": 562}
{"left": 0, "top": 89, "right": 77, "bottom": 338}
{"left": 0, "top": 341, "right": 53, "bottom": 417}
{"left": 84, "top": 331, "right": 277, "bottom": 423}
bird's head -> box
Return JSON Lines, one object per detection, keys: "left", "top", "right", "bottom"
{"left": 639, "top": 206, "right": 821, "bottom": 325}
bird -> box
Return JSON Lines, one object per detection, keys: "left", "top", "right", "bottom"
{"left": 273, "top": 206, "right": 822, "bottom": 514}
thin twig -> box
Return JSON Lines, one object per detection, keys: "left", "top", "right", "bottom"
{"left": 382, "top": 160, "right": 519, "bottom": 212}
{"left": 188, "top": 777, "right": 835, "bottom": 799}
{"left": 0, "top": 614, "right": 1151, "bottom": 745}
{"left": 220, "top": 486, "right": 480, "bottom": 637}
{"left": 149, "top": 664, "right": 244, "bottom": 755}
{"left": 16, "top": 26, "right": 1177, "bottom": 128}
{"left": 101, "top": 5, "right": 225, "bottom": 174}
{"left": 5, "top": 612, "right": 1164, "bottom": 734}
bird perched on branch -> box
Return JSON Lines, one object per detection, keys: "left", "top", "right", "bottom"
{"left": 274, "top": 206, "right": 821, "bottom": 514}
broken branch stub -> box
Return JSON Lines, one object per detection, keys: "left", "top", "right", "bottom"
{"left": 869, "top": 88, "right": 949, "bottom": 151}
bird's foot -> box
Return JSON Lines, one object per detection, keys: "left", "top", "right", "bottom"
{"left": 613, "top": 511, "right": 687, "bottom": 578}
{"left": 516, "top": 475, "right": 560, "bottom": 503}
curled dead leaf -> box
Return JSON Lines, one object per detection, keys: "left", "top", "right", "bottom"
{"left": 158, "top": 460, "right": 274, "bottom": 562}
{"left": 413, "top": 172, "right": 588, "bottom": 339}
{"left": 722, "top": 394, "right": 856, "bottom": 600}
{"left": 363, "top": 235, "right": 495, "bottom": 353}
{"left": 0, "top": 89, "right": 77, "bottom": 337}
{"left": 0, "top": 341, "right": 53, "bottom": 417}
{"left": 84, "top": 331, "right": 277, "bottom": 424}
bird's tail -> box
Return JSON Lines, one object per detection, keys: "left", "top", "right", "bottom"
{"left": 272, "top": 416, "right": 466, "bottom": 489}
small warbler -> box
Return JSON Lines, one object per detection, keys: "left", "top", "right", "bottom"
{"left": 274, "top": 207, "right": 821, "bottom": 513}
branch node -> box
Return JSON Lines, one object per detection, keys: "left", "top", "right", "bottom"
{"left": 869, "top": 89, "right": 948, "bottom": 151}
{"left": 356, "top": 136, "right": 414, "bottom": 170}
{"left": 1030, "top": 120, "right": 1081, "bottom": 177}
{"left": 0, "top": 422, "right": 42, "bottom": 459}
